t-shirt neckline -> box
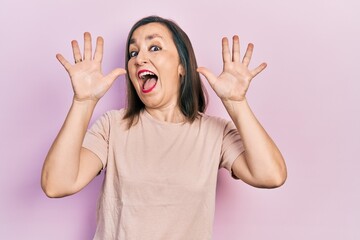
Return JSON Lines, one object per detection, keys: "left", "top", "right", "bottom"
{"left": 142, "top": 109, "right": 187, "bottom": 126}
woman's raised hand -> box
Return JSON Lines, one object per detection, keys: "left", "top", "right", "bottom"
{"left": 197, "top": 35, "right": 266, "bottom": 102}
{"left": 56, "top": 32, "right": 126, "bottom": 102}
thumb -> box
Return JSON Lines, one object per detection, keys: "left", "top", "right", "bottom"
{"left": 197, "top": 67, "right": 217, "bottom": 87}
{"left": 103, "top": 68, "right": 127, "bottom": 87}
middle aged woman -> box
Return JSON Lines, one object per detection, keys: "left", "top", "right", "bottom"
{"left": 42, "top": 16, "right": 287, "bottom": 239}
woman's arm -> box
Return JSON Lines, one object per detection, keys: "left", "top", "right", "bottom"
{"left": 41, "top": 33, "right": 126, "bottom": 197}
{"left": 223, "top": 99, "right": 286, "bottom": 188}
{"left": 42, "top": 100, "right": 101, "bottom": 198}
{"left": 198, "top": 36, "right": 286, "bottom": 188}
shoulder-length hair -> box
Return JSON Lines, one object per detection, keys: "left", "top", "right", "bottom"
{"left": 123, "top": 16, "right": 207, "bottom": 127}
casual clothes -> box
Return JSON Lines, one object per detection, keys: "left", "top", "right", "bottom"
{"left": 83, "top": 109, "right": 244, "bottom": 240}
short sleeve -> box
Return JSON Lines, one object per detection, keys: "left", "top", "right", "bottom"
{"left": 219, "top": 120, "right": 244, "bottom": 178}
{"left": 82, "top": 112, "right": 111, "bottom": 169}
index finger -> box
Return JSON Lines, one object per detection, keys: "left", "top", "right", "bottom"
{"left": 93, "top": 36, "right": 104, "bottom": 62}
{"left": 222, "top": 37, "right": 231, "bottom": 63}
{"left": 242, "top": 43, "right": 254, "bottom": 67}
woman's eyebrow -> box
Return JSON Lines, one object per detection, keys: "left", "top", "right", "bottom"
{"left": 130, "top": 34, "right": 164, "bottom": 44}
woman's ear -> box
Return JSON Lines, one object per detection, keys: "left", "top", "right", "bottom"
{"left": 178, "top": 64, "right": 185, "bottom": 77}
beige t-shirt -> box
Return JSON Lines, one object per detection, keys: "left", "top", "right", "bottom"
{"left": 83, "top": 109, "right": 244, "bottom": 240}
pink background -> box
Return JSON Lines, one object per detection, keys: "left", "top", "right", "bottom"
{"left": 1, "top": 0, "right": 359, "bottom": 239}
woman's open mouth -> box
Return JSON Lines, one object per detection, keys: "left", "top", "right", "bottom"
{"left": 138, "top": 70, "right": 158, "bottom": 93}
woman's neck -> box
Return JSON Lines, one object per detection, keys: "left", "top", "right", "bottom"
{"left": 145, "top": 105, "right": 185, "bottom": 123}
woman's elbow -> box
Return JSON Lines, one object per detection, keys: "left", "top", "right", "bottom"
{"left": 41, "top": 180, "right": 65, "bottom": 198}
{"left": 41, "top": 174, "right": 73, "bottom": 198}
{"left": 265, "top": 165, "right": 287, "bottom": 188}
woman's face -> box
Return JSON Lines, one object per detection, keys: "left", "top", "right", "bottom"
{"left": 128, "top": 22, "right": 184, "bottom": 110}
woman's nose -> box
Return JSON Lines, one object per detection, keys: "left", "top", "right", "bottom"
{"left": 135, "top": 50, "right": 149, "bottom": 65}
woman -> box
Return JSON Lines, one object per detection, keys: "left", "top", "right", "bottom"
{"left": 41, "top": 16, "right": 287, "bottom": 239}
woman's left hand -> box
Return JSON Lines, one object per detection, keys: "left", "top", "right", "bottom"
{"left": 197, "top": 35, "right": 267, "bottom": 102}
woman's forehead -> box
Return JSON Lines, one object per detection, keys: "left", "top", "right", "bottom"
{"left": 130, "top": 22, "right": 172, "bottom": 44}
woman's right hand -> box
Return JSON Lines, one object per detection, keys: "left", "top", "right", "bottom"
{"left": 56, "top": 32, "right": 126, "bottom": 102}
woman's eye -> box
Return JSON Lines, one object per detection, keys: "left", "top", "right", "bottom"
{"left": 129, "top": 51, "right": 138, "bottom": 58}
{"left": 150, "top": 46, "right": 161, "bottom": 52}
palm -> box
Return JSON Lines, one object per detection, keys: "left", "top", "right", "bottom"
{"left": 67, "top": 60, "right": 106, "bottom": 100}
{"left": 198, "top": 36, "right": 266, "bottom": 102}
{"left": 56, "top": 32, "right": 126, "bottom": 102}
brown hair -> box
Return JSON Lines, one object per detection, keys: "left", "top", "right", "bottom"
{"left": 123, "top": 16, "right": 207, "bottom": 127}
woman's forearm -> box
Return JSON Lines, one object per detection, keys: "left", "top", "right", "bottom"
{"left": 223, "top": 98, "right": 287, "bottom": 186}
{"left": 41, "top": 99, "right": 97, "bottom": 197}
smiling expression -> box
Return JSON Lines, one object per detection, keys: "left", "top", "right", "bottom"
{"left": 127, "top": 22, "right": 184, "bottom": 110}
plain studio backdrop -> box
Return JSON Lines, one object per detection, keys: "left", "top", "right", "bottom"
{"left": 1, "top": 0, "right": 359, "bottom": 239}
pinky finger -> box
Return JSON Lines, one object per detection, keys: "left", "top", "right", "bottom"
{"left": 251, "top": 62, "right": 267, "bottom": 78}
{"left": 56, "top": 54, "right": 72, "bottom": 71}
